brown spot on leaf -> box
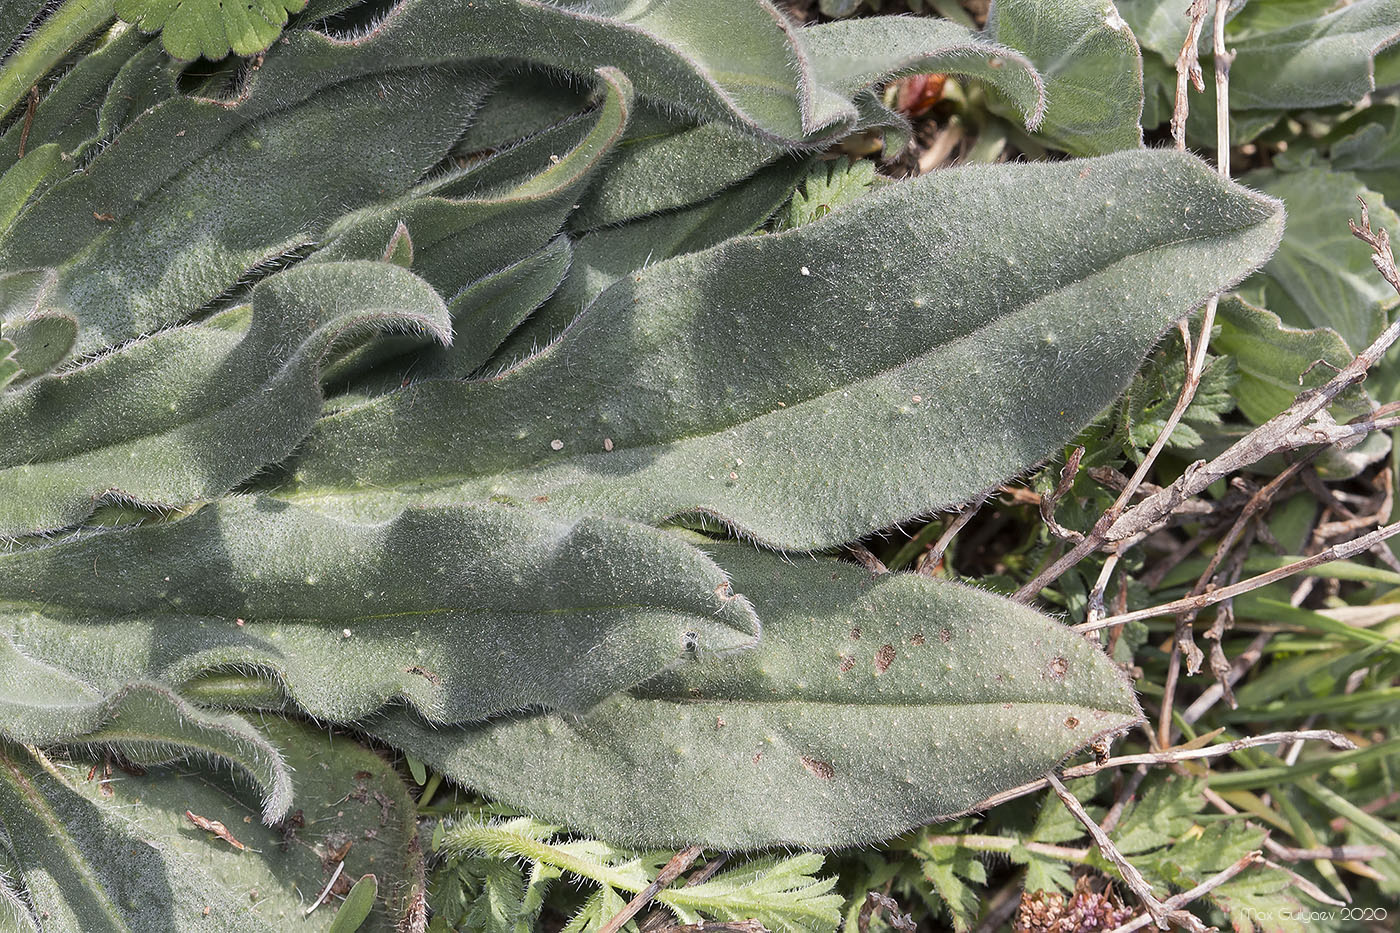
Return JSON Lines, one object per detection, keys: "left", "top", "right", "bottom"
{"left": 752, "top": 752, "right": 763, "bottom": 764}
{"left": 874, "top": 643, "right": 897, "bottom": 674}
{"left": 838, "top": 653, "right": 856, "bottom": 673}
{"left": 849, "top": 626, "right": 862, "bottom": 640}
{"left": 92, "top": 211, "right": 116, "bottom": 222}
{"left": 406, "top": 665, "right": 440, "bottom": 685}
{"left": 1048, "top": 656, "right": 1070, "bottom": 680}
{"left": 939, "top": 628, "right": 953, "bottom": 644}
{"left": 910, "top": 633, "right": 926, "bottom": 646}
{"left": 185, "top": 811, "right": 246, "bottom": 850}
{"left": 1064, "top": 716, "right": 1080, "bottom": 729}
{"left": 801, "top": 757, "right": 835, "bottom": 780}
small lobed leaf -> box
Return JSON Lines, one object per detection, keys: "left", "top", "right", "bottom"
{"left": 377, "top": 538, "right": 1142, "bottom": 849}
{"left": 116, "top": 0, "right": 309, "bottom": 61}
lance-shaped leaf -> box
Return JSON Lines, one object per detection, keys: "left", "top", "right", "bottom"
{"left": 567, "top": 106, "right": 788, "bottom": 232}
{"left": 0, "top": 496, "right": 759, "bottom": 727}
{"left": 411, "top": 236, "right": 573, "bottom": 381}
{"left": 378, "top": 538, "right": 1143, "bottom": 849}
{"left": 1226, "top": 0, "right": 1400, "bottom": 111}
{"left": 985, "top": 0, "right": 1145, "bottom": 156}
{"left": 797, "top": 15, "right": 1045, "bottom": 139}
{"left": 0, "top": 719, "right": 422, "bottom": 931}
{"left": 285, "top": 150, "right": 1283, "bottom": 551}
{"left": 0, "top": 261, "right": 449, "bottom": 538}
{"left": 373, "top": 0, "right": 1042, "bottom": 145}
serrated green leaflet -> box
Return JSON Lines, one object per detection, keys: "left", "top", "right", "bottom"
{"left": 0, "top": 496, "right": 760, "bottom": 733}
{"left": 0, "top": 719, "right": 421, "bottom": 931}
{"left": 0, "top": 261, "right": 450, "bottom": 538}
{"left": 115, "top": 0, "right": 308, "bottom": 61}
{"left": 379, "top": 539, "right": 1143, "bottom": 849}
{"left": 986, "top": 0, "right": 1145, "bottom": 156}
{"left": 284, "top": 150, "right": 1281, "bottom": 551}
{"left": 440, "top": 819, "right": 844, "bottom": 933}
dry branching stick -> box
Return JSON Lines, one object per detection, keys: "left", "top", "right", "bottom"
{"left": 1047, "top": 773, "right": 1204, "bottom": 932}
{"left": 1018, "top": 201, "right": 1400, "bottom": 603}
{"left": 1104, "top": 850, "right": 1265, "bottom": 933}
{"left": 1074, "top": 520, "right": 1400, "bottom": 633}
{"left": 970, "top": 729, "right": 1355, "bottom": 813}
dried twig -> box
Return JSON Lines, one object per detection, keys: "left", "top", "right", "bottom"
{"left": 966, "top": 730, "right": 1354, "bottom": 814}
{"left": 1102, "top": 0, "right": 1230, "bottom": 563}
{"left": 1046, "top": 773, "right": 1200, "bottom": 931}
{"left": 599, "top": 846, "right": 704, "bottom": 933}
{"left": 1104, "top": 850, "right": 1263, "bottom": 933}
{"left": 918, "top": 495, "right": 988, "bottom": 576}
{"left": 1040, "top": 446, "right": 1086, "bottom": 542}
{"left": 1015, "top": 201, "right": 1400, "bottom": 605}
{"left": 1074, "top": 521, "right": 1400, "bottom": 633}
{"left": 1170, "top": 0, "right": 1209, "bottom": 149}
{"left": 17, "top": 86, "right": 37, "bottom": 160}
{"left": 858, "top": 891, "right": 915, "bottom": 933}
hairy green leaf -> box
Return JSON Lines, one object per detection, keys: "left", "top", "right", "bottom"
{"left": 1213, "top": 295, "right": 1374, "bottom": 426}
{"left": 314, "top": 66, "right": 632, "bottom": 312}
{"left": 986, "top": 0, "right": 1145, "bottom": 156}
{"left": 0, "top": 678, "right": 294, "bottom": 822}
{"left": 0, "top": 496, "right": 760, "bottom": 730}
{"left": 115, "top": 0, "right": 308, "bottom": 61}
{"left": 1331, "top": 101, "right": 1400, "bottom": 206}
{"left": 493, "top": 159, "right": 807, "bottom": 364}
{"left": 0, "top": 26, "right": 154, "bottom": 170}
{"left": 1227, "top": 0, "right": 1400, "bottom": 111}
{"left": 283, "top": 150, "right": 1282, "bottom": 551}
{"left": 0, "top": 719, "right": 421, "bottom": 931}
{"left": 0, "top": 261, "right": 450, "bottom": 537}
{"left": 379, "top": 539, "right": 1142, "bottom": 848}
{"left": 1240, "top": 166, "right": 1398, "bottom": 354}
